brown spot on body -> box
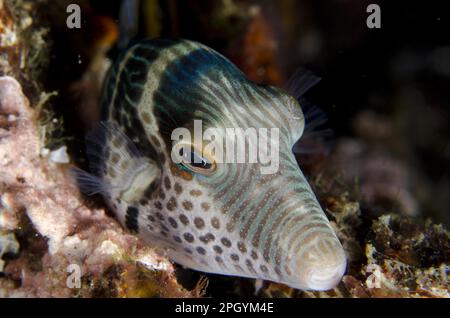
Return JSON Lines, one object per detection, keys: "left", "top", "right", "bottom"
{"left": 237, "top": 242, "right": 247, "bottom": 253}
{"left": 179, "top": 214, "right": 189, "bottom": 225}
{"left": 260, "top": 265, "right": 268, "bottom": 272}
{"left": 174, "top": 183, "right": 183, "bottom": 194}
{"left": 230, "top": 254, "right": 239, "bottom": 262}
{"left": 183, "top": 233, "right": 195, "bottom": 243}
{"left": 166, "top": 196, "right": 177, "bottom": 211}
{"left": 141, "top": 112, "right": 153, "bottom": 124}
{"left": 226, "top": 221, "right": 235, "bottom": 233}
{"left": 246, "top": 260, "right": 256, "bottom": 273}
{"left": 190, "top": 190, "right": 202, "bottom": 197}
{"left": 111, "top": 153, "right": 120, "bottom": 164}
{"left": 221, "top": 238, "right": 231, "bottom": 247}
{"left": 211, "top": 217, "right": 220, "bottom": 229}
{"left": 168, "top": 217, "right": 178, "bottom": 229}
{"left": 182, "top": 201, "right": 193, "bottom": 211}
{"left": 199, "top": 233, "right": 215, "bottom": 244}
{"left": 213, "top": 245, "right": 223, "bottom": 254}
{"left": 173, "top": 236, "right": 182, "bottom": 243}
{"left": 150, "top": 135, "right": 161, "bottom": 147}
{"left": 251, "top": 250, "right": 258, "bottom": 260}
{"left": 154, "top": 201, "right": 162, "bottom": 210}
{"left": 201, "top": 202, "right": 210, "bottom": 211}
{"left": 164, "top": 176, "right": 171, "bottom": 190}
{"left": 194, "top": 217, "right": 205, "bottom": 229}
{"left": 112, "top": 137, "right": 123, "bottom": 148}
{"left": 196, "top": 247, "right": 206, "bottom": 255}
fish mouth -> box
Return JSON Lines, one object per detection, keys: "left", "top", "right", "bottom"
{"left": 291, "top": 240, "right": 347, "bottom": 291}
{"left": 301, "top": 260, "right": 347, "bottom": 291}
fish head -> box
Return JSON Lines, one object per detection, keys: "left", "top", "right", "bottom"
{"left": 151, "top": 79, "right": 346, "bottom": 291}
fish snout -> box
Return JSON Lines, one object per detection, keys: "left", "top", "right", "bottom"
{"left": 292, "top": 238, "right": 347, "bottom": 291}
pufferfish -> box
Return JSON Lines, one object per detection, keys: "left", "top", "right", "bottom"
{"left": 76, "top": 38, "right": 347, "bottom": 291}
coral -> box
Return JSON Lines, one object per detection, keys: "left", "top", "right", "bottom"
{"left": 0, "top": 0, "right": 50, "bottom": 100}
{"left": 0, "top": 76, "right": 191, "bottom": 297}
{"left": 359, "top": 215, "right": 449, "bottom": 297}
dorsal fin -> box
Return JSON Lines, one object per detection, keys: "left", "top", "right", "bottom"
{"left": 285, "top": 69, "right": 334, "bottom": 156}
{"left": 118, "top": 0, "right": 141, "bottom": 50}
{"left": 285, "top": 67, "right": 321, "bottom": 100}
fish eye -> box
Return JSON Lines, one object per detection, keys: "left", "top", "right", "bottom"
{"left": 177, "top": 144, "right": 216, "bottom": 175}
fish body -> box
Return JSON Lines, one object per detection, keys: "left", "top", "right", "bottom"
{"left": 79, "top": 38, "right": 346, "bottom": 291}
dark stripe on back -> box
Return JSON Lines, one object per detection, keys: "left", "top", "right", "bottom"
{"left": 125, "top": 206, "right": 139, "bottom": 232}
{"left": 152, "top": 45, "right": 246, "bottom": 147}
{"left": 101, "top": 39, "right": 180, "bottom": 165}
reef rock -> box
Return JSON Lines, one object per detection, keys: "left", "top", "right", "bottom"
{"left": 0, "top": 76, "right": 190, "bottom": 297}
